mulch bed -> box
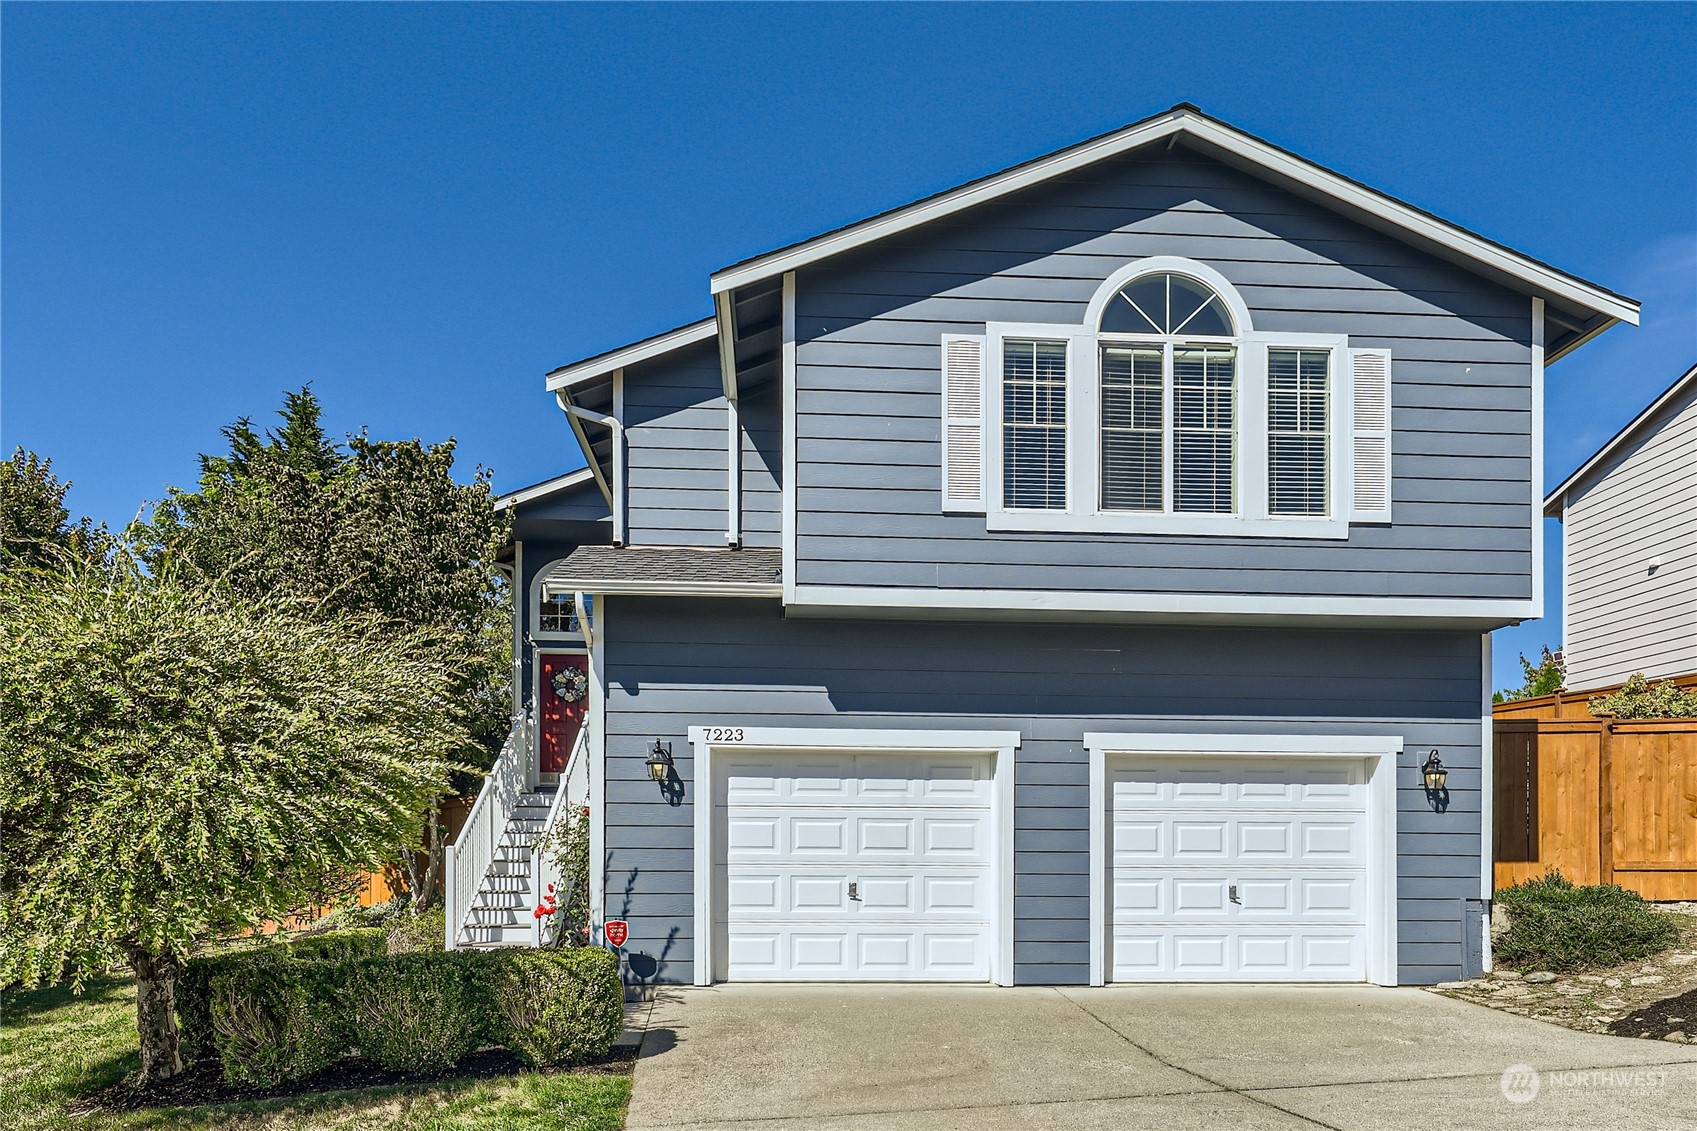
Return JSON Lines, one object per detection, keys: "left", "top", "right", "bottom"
{"left": 77, "top": 1047, "right": 634, "bottom": 1113}
{"left": 1608, "top": 987, "right": 1697, "bottom": 1042}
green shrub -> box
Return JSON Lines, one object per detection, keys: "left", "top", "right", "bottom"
{"left": 289, "top": 927, "right": 387, "bottom": 964}
{"left": 1495, "top": 871, "right": 1681, "bottom": 972}
{"left": 491, "top": 948, "right": 624, "bottom": 1067}
{"left": 176, "top": 945, "right": 290, "bottom": 1061}
{"left": 208, "top": 959, "right": 346, "bottom": 1087}
{"left": 345, "top": 951, "right": 491, "bottom": 1072}
{"left": 386, "top": 908, "right": 447, "bottom": 955}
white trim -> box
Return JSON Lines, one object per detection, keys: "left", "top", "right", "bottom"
{"left": 687, "top": 726, "right": 1021, "bottom": 988}
{"left": 1530, "top": 298, "right": 1546, "bottom": 618}
{"left": 790, "top": 583, "right": 1536, "bottom": 622}
{"left": 708, "top": 108, "right": 1638, "bottom": 329}
{"left": 496, "top": 467, "right": 599, "bottom": 512}
{"left": 555, "top": 392, "right": 614, "bottom": 509}
{"left": 781, "top": 272, "right": 799, "bottom": 605}
{"left": 1084, "top": 731, "right": 1401, "bottom": 987}
{"left": 545, "top": 319, "right": 717, "bottom": 392}
{"left": 543, "top": 579, "right": 781, "bottom": 599}
{"left": 587, "top": 597, "right": 607, "bottom": 942}
{"left": 1543, "top": 362, "right": 1696, "bottom": 514}
{"left": 1480, "top": 632, "right": 1494, "bottom": 903}
{"left": 978, "top": 305, "right": 1351, "bottom": 537}
{"left": 1081, "top": 256, "right": 1257, "bottom": 337}
{"left": 714, "top": 292, "right": 739, "bottom": 400}
{"left": 726, "top": 392, "right": 742, "bottom": 547}
{"left": 611, "top": 369, "right": 626, "bottom": 547}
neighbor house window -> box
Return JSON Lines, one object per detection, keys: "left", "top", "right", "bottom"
{"left": 1002, "top": 338, "right": 1068, "bottom": 509}
{"left": 1267, "top": 348, "right": 1330, "bottom": 516}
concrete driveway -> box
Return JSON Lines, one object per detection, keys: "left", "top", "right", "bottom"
{"left": 625, "top": 984, "right": 1697, "bottom": 1130}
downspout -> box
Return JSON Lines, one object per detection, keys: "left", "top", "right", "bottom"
{"left": 554, "top": 390, "right": 626, "bottom": 547}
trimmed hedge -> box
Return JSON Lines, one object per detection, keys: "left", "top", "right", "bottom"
{"left": 385, "top": 908, "right": 447, "bottom": 955}
{"left": 1495, "top": 871, "right": 1681, "bottom": 972}
{"left": 344, "top": 951, "right": 492, "bottom": 1072}
{"left": 491, "top": 948, "right": 625, "bottom": 1067}
{"left": 208, "top": 959, "right": 346, "bottom": 1088}
{"left": 175, "top": 928, "right": 385, "bottom": 1060}
{"left": 190, "top": 943, "right": 622, "bottom": 1085}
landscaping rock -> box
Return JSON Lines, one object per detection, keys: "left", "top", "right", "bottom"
{"left": 1604, "top": 977, "right": 1624, "bottom": 988}
{"left": 1526, "top": 971, "right": 1558, "bottom": 984}
{"left": 1663, "top": 1031, "right": 1686, "bottom": 1043}
{"left": 1554, "top": 983, "right": 1590, "bottom": 996}
{"left": 1575, "top": 974, "right": 1605, "bottom": 984}
{"left": 1666, "top": 954, "right": 1696, "bottom": 966}
{"left": 1631, "top": 975, "right": 1665, "bottom": 986}
{"left": 1435, "top": 980, "right": 1472, "bottom": 991}
{"left": 1492, "top": 970, "right": 1524, "bottom": 981}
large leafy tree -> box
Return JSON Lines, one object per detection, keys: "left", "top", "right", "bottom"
{"left": 134, "top": 389, "right": 513, "bottom": 906}
{"left": 0, "top": 554, "right": 470, "bottom": 1082}
{"left": 1, "top": 448, "right": 108, "bottom": 568}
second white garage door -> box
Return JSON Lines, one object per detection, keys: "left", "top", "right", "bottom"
{"left": 717, "top": 750, "right": 994, "bottom": 981}
{"left": 1111, "top": 756, "right": 1370, "bottom": 982}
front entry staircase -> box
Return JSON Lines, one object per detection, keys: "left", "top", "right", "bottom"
{"left": 445, "top": 715, "right": 589, "bottom": 950}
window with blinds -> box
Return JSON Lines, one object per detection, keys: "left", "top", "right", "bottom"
{"left": 1002, "top": 339, "right": 1068, "bottom": 509}
{"left": 1100, "top": 345, "right": 1165, "bottom": 511}
{"left": 1173, "top": 345, "right": 1236, "bottom": 513}
{"left": 1268, "top": 348, "right": 1330, "bottom": 516}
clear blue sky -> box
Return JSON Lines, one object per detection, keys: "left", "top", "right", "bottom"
{"left": 4, "top": 3, "right": 1693, "bottom": 692}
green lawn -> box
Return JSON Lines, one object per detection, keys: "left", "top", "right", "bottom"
{"left": 0, "top": 978, "right": 631, "bottom": 1131}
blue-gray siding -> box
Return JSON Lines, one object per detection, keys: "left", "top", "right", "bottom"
{"left": 620, "top": 339, "right": 781, "bottom": 550}
{"left": 602, "top": 596, "right": 1484, "bottom": 987}
{"left": 791, "top": 149, "right": 1535, "bottom": 599}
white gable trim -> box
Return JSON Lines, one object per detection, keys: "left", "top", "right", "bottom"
{"left": 545, "top": 318, "right": 716, "bottom": 392}
{"left": 1543, "top": 361, "right": 1697, "bottom": 515}
{"left": 708, "top": 107, "right": 1637, "bottom": 329}
{"left": 495, "top": 467, "right": 599, "bottom": 511}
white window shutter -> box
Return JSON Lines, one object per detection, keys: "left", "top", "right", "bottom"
{"left": 1348, "top": 348, "right": 1393, "bottom": 521}
{"left": 941, "top": 333, "right": 987, "bottom": 512}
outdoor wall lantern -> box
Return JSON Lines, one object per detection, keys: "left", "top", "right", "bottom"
{"left": 1421, "top": 750, "right": 1448, "bottom": 795}
{"left": 646, "top": 740, "right": 674, "bottom": 785}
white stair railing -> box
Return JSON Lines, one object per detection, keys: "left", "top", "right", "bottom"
{"left": 445, "top": 713, "right": 532, "bottom": 950}
{"left": 532, "top": 725, "right": 591, "bottom": 948}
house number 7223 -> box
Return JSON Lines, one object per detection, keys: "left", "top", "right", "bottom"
{"left": 705, "top": 727, "right": 744, "bottom": 743}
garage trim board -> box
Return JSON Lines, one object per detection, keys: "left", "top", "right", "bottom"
{"left": 689, "top": 727, "right": 1021, "bottom": 987}
{"left": 1085, "top": 733, "right": 1402, "bottom": 988}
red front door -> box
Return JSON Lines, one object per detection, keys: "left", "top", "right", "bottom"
{"left": 538, "top": 653, "right": 588, "bottom": 774}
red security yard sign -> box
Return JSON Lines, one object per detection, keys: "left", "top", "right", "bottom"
{"left": 603, "top": 920, "right": 629, "bottom": 947}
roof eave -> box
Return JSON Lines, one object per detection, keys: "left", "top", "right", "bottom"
{"left": 544, "top": 318, "right": 716, "bottom": 392}
{"left": 1544, "top": 363, "right": 1697, "bottom": 515}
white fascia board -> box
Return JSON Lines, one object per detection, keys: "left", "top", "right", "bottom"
{"left": 1543, "top": 362, "right": 1697, "bottom": 516}
{"left": 708, "top": 110, "right": 1638, "bottom": 328}
{"left": 789, "top": 583, "right": 1536, "bottom": 622}
{"left": 495, "top": 467, "right": 598, "bottom": 511}
{"left": 714, "top": 291, "right": 739, "bottom": 400}
{"left": 540, "top": 579, "right": 782, "bottom": 600}
{"left": 545, "top": 319, "right": 717, "bottom": 392}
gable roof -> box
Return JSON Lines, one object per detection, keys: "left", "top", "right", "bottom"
{"left": 495, "top": 466, "right": 599, "bottom": 511}
{"left": 545, "top": 318, "right": 715, "bottom": 392}
{"left": 708, "top": 103, "right": 1638, "bottom": 362}
{"left": 1544, "top": 362, "right": 1697, "bottom": 516}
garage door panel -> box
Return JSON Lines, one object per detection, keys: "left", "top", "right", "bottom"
{"left": 721, "top": 749, "right": 995, "bottom": 981}
{"left": 1110, "top": 756, "right": 1371, "bottom": 983}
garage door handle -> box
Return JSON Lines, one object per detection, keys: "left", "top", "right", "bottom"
{"left": 1229, "top": 884, "right": 1240, "bottom": 904}
{"left": 848, "top": 882, "right": 861, "bottom": 901}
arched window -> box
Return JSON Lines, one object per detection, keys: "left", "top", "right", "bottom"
{"left": 1099, "top": 272, "right": 1235, "bottom": 337}
{"left": 1098, "top": 271, "right": 1239, "bottom": 515}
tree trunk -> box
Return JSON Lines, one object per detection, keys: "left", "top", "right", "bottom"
{"left": 123, "top": 942, "right": 184, "bottom": 1084}
{"left": 409, "top": 797, "right": 444, "bottom": 912}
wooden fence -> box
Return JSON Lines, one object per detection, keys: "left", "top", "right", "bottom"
{"left": 1494, "top": 712, "right": 1697, "bottom": 900}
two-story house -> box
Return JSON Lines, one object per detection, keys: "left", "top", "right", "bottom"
{"left": 445, "top": 105, "right": 1639, "bottom": 989}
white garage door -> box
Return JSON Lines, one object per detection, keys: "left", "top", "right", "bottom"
{"left": 1111, "top": 756, "right": 1369, "bottom": 982}
{"left": 718, "top": 750, "right": 994, "bottom": 981}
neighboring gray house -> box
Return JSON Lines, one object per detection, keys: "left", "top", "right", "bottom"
{"left": 445, "top": 105, "right": 1639, "bottom": 988}
{"left": 1544, "top": 363, "right": 1697, "bottom": 692}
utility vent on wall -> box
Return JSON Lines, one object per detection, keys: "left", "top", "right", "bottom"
{"left": 941, "top": 334, "right": 987, "bottom": 512}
